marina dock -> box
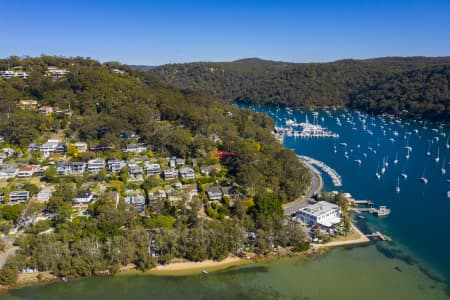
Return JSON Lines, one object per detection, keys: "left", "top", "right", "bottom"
{"left": 351, "top": 205, "right": 391, "bottom": 217}
{"left": 298, "top": 155, "right": 343, "bottom": 187}
{"left": 351, "top": 200, "right": 374, "bottom": 206}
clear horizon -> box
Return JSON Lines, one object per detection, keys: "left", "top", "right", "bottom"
{"left": 1, "top": 0, "right": 450, "bottom": 65}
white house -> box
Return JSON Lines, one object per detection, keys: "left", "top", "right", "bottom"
{"left": 47, "top": 66, "right": 69, "bottom": 80}
{"left": 145, "top": 162, "right": 161, "bottom": 176}
{"left": 40, "top": 140, "right": 60, "bottom": 158}
{"left": 1, "top": 70, "right": 28, "bottom": 79}
{"left": 124, "top": 143, "right": 147, "bottom": 153}
{"left": 179, "top": 167, "right": 195, "bottom": 180}
{"left": 9, "top": 191, "right": 30, "bottom": 203}
{"left": 108, "top": 160, "right": 127, "bottom": 173}
{"left": 163, "top": 169, "right": 178, "bottom": 180}
{"left": 296, "top": 201, "right": 341, "bottom": 227}
{"left": 87, "top": 159, "right": 106, "bottom": 173}
{"left": 56, "top": 161, "right": 71, "bottom": 175}
{"left": 72, "top": 192, "right": 96, "bottom": 206}
{"left": 16, "top": 166, "right": 34, "bottom": 178}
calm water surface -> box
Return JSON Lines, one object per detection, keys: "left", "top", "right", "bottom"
{"left": 3, "top": 106, "right": 450, "bottom": 299}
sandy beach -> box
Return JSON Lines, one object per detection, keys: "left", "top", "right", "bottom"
{"left": 145, "top": 256, "right": 250, "bottom": 275}
{"left": 312, "top": 223, "right": 370, "bottom": 249}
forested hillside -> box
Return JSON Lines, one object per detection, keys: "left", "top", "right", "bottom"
{"left": 0, "top": 56, "right": 310, "bottom": 282}
{"left": 150, "top": 57, "right": 450, "bottom": 121}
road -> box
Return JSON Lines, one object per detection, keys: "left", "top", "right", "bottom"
{"left": 283, "top": 157, "right": 323, "bottom": 216}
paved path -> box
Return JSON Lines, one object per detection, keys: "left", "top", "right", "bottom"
{"left": 283, "top": 157, "right": 323, "bottom": 216}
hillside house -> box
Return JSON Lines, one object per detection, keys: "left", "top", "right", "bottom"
{"left": 145, "top": 162, "right": 161, "bottom": 176}
{"left": 206, "top": 186, "right": 222, "bottom": 201}
{"left": 108, "top": 160, "right": 127, "bottom": 173}
{"left": 87, "top": 159, "right": 106, "bottom": 173}
{"left": 179, "top": 167, "right": 195, "bottom": 180}
{"left": 9, "top": 191, "right": 30, "bottom": 203}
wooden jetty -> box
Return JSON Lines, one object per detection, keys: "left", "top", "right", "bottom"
{"left": 350, "top": 205, "right": 391, "bottom": 217}
{"left": 352, "top": 200, "right": 374, "bottom": 206}
{"left": 366, "top": 231, "right": 392, "bottom": 241}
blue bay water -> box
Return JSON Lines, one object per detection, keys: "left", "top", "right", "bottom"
{"left": 247, "top": 105, "right": 450, "bottom": 283}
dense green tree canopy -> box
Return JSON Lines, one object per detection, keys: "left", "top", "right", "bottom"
{"left": 150, "top": 57, "right": 450, "bottom": 121}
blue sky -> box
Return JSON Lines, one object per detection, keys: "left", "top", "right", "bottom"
{"left": 1, "top": 0, "right": 449, "bottom": 65}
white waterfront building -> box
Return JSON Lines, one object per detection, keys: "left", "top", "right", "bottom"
{"left": 296, "top": 201, "right": 341, "bottom": 227}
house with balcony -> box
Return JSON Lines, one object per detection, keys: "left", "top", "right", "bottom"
{"left": 56, "top": 161, "right": 72, "bottom": 176}
{"left": 87, "top": 159, "right": 106, "bottom": 173}
{"left": 179, "top": 167, "right": 195, "bottom": 180}
{"left": 17, "top": 166, "right": 34, "bottom": 178}
{"left": 40, "top": 140, "right": 60, "bottom": 158}
{"left": 108, "top": 160, "right": 127, "bottom": 173}
{"left": 124, "top": 143, "right": 147, "bottom": 154}
{"left": 206, "top": 186, "right": 222, "bottom": 201}
{"left": 9, "top": 191, "right": 30, "bottom": 203}
{"left": 124, "top": 189, "right": 146, "bottom": 215}
{"left": 145, "top": 162, "right": 161, "bottom": 176}
{"left": 46, "top": 66, "right": 69, "bottom": 80}
{"left": 128, "top": 162, "right": 144, "bottom": 180}
{"left": 163, "top": 169, "right": 178, "bottom": 180}
{"left": 2, "top": 70, "right": 29, "bottom": 79}
{"left": 72, "top": 192, "right": 96, "bottom": 206}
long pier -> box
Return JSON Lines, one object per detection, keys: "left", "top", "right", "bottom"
{"left": 298, "top": 155, "right": 342, "bottom": 187}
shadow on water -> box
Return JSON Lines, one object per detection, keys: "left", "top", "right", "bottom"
{"left": 356, "top": 215, "right": 450, "bottom": 296}
{"left": 216, "top": 265, "right": 269, "bottom": 276}
{"left": 375, "top": 239, "right": 450, "bottom": 297}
